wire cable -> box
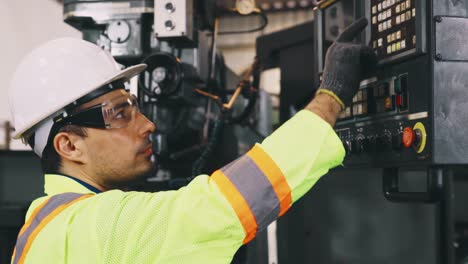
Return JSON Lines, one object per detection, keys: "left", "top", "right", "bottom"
{"left": 217, "top": 10, "right": 268, "bottom": 35}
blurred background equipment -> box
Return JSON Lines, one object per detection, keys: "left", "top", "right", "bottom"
{"left": 62, "top": 0, "right": 267, "bottom": 188}
{"left": 256, "top": 20, "right": 317, "bottom": 124}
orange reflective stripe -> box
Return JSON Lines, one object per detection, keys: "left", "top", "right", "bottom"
{"left": 11, "top": 197, "right": 52, "bottom": 261}
{"left": 211, "top": 170, "right": 258, "bottom": 244}
{"left": 16, "top": 194, "right": 92, "bottom": 264}
{"left": 247, "top": 145, "right": 292, "bottom": 216}
{"left": 11, "top": 247, "right": 16, "bottom": 262}
{"left": 17, "top": 197, "right": 52, "bottom": 238}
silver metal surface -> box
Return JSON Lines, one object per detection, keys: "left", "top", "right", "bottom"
{"left": 107, "top": 20, "right": 131, "bottom": 43}
{"left": 154, "top": 0, "right": 194, "bottom": 40}
{"left": 354, "top": 111, "right": 428, "bottom": 127}
{"left": 64, "top": 1, "right": 153, "bottom": 21}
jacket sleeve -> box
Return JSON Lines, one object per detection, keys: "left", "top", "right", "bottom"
{"left": 209, "top": 109, "right": 345, "bottom": 245}
{"left": 260, "top": 110, "right": 345, "bottom": 202}
{"left": 64, "top": 110, "right": 344, "bottom": 263}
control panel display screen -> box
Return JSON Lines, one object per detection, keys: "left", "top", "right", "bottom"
{"left": 323, "top": 1, "right": 355, "bottom": 58}
{"left": 338, "top": 74, "right": 408, "bottom": 120}
{"left": 370, "top": 0, "right": 417, "bottom": 61}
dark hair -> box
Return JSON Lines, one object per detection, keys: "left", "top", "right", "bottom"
{"left": 29, "top": 125, "right": 87, "bottom": 174}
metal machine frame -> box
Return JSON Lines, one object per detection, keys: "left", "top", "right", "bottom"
{"left": 315, "top": 0, "right": 468, "bottom": 263}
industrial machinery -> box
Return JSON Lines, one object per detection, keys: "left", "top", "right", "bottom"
{"left": 255, "top": 0, "right": 468, "bottom": 262}
{"left": 256, "top": 21, "right": 318, "bottom": 124}
{"left": 314, "top": 1, "right": 468, "bottom": 263}
{"left": 62, "top": 0, "right": 263, "bottom": 188}
{"left": 316, "top": 0, "right": 430, "bottom": 167}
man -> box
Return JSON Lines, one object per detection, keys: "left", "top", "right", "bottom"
{"left": 9, "top": 18, "right": 375, "bottom": 263}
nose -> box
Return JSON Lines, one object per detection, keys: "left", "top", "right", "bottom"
{"left": 137, "top": 112, "right": 156, "bottom": 135}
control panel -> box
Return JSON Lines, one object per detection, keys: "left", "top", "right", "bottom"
{"left": 339, "top": 75, "right": 409, "bottom": 120}
{"left": 316, "top": 0, "right": 468, "bottom": 167}
{"left": 315, "top": 2, "right": 468, "bottom": 262}
{"left": 315, "top": 0, "right": 435, "bottom": 167}
{"left": 335, "top": 71, "right": 429, "bottom": 167}
{"left": 370, "top": 0, "right": 425, "bottom": 63}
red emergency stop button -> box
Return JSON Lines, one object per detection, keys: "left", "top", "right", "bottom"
{"left": 396, "top": 95, "right": 403, "bottom": 106}
{"left": 402, "top": 127, "right": 415, "bottom": 148}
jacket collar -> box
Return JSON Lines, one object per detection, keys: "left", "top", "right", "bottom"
{"left": 44, "top": 174, "right": 102, "bottom": 195}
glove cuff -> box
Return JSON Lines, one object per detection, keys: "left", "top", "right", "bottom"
{"left": 316, "top": 89, "right": 346, "bottom": 110}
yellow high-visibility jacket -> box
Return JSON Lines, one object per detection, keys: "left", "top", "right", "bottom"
{"left": 12, "top": 110, "right": 345, "bottom": 264}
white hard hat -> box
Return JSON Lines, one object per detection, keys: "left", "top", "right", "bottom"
{"left": 9, "top": 38, "right": 146, "bottom": 153}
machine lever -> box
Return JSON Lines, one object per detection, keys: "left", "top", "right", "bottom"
{"left": 383, "top": 167, "right": 440, "bottom": 203}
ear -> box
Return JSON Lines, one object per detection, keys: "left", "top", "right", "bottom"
{"left": 53, "top": 132, "right": 88, "bottom": 164}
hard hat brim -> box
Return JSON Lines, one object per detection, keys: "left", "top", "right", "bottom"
{"left": 12, "top": 63, "right": 147, "bottom": 139}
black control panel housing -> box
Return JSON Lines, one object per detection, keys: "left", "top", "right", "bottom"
{"left": 315, "top": 0, "right": 468, "bottom": 167}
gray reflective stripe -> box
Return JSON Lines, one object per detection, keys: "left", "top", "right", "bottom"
{"left": 13, "top": 193, "right": 87, "bottom": 264}
{"left": 221, "top": 156, "right": 241, "bottom": 173}
{"left": 221, "top": 155, "right": 280, "bottom": 232}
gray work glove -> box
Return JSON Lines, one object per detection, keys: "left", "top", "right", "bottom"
{"left": 317, "top": 17, "right": 377, "bottom": 110}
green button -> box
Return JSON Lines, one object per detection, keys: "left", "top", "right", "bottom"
{"left": 394, "top": 78, "right": 402, "bottom": 94}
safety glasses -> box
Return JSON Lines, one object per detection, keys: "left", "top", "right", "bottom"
{"left": 54, "top": 94, "right": 140, "bottom": 129}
